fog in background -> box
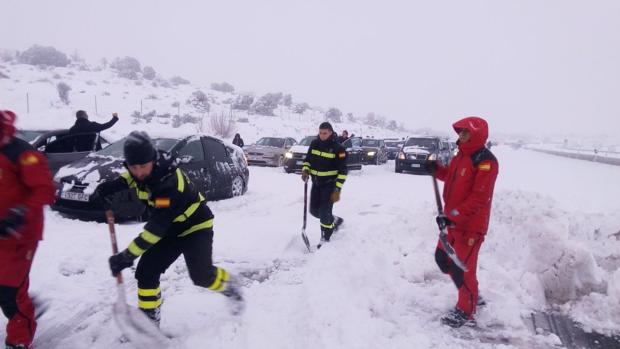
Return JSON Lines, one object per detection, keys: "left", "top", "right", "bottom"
{"left": 2, "top": 0, "right": 619, "bottom": 137}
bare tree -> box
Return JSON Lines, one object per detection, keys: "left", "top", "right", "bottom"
{"left": 209, "top": 112, "right": 237, "bottom": 138}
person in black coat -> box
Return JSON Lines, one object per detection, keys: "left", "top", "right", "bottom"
{"left": 69, "top": 110, "right": 119, "bottom": 151}
{"left": 232, "top": 133, "right": 244, "bottom": 148}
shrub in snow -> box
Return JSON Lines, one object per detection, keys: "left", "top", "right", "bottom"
{"left": 237, "top": 117, "right": 249, "bottom": 123}
{"left": 131, "top": 110, "right": 155, "bottom": 123}
{"left": 325, "top": 107, "right": 343, "bottom": 123}
{"left": 172, "top": 113, "right": 200, "bottom": 128}
{"left": 250, "top": 92, "right": 282, "bottom": 116}
{"left": 346, "top": 112, "right": 356, "bottom": 122}
{"left": 146, "top": 94, "right": 158, "bottom": 100}
{"left": 0, "top": 49, "right": 16, "bottom": 62}
{"left": 293, "top": 102, "right": 310, "bottom": 114}
{"left": 386, "top": 120, "right": 398, "bottom": 130}
{"left": 171, "top": 101, "right": 180, "bottom": 108}
{"left": 210, "top": 82, "right": 235, "bottom": 93}
{"left": 18, "top": 45, "right": 70, "bottom": 67}
{"left": 142, "top": 66, "right": 156, "bottom": 80}
{"left": 57, "top": 82, "right": 71, "bottom": 104}
{"left": 282, "top": 94, "right": 293, "bottom": 107}
{"left": 170, "top": 76, "right": 190, "bottom": 86}
{"left": 186, "top": 90, "right": 210, "bottom": 114}
{"left": 232, "top": 94, "right": 254, "bottom": 111}
{"left": 111, "top": 56, "right": 142, "bottom": 80}
{"left": 209, "top": 112, "right": 236, "bottom": 138}
{"left": 86, "top": 80, "right": 96, "bottom": 86}
{"left": 155, "top": 78, "right": 171, "bottom": 88}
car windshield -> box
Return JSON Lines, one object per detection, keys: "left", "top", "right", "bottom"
{"left": 404, "top": 138, "right": 437, "bottom": 149}
{"left": 16, "top": 130, "right": 45, "bottom": 142}
{"left": 362, "top": 139, "right": 379, "bottom": 147}
{"left": 94, "top": 138, "right": 179, "bottom": 157}
{"left": 385, "top": 141, "right": 401, "bottom": 147}
{"left": 256, "top": 137, "right": 285, "bottom": 148}
{"left": 299, "top": 136, "right": 316, "bottom": 146}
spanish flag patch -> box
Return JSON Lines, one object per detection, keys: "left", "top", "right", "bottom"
{"left": 478, "top": 162, "right": 492, "bottom": 171}
{"left": 338, "top": 152, "right": 346, "bottom": 159}
{"left": 20, "top": 154, "right": 39, "bottom": 166}
{"left": 155, "top": 197, "right": 171, "bottom": 208}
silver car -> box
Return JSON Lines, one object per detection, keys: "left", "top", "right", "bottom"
{"left": 244, "top": 137, "right": 297, "bottom": 167}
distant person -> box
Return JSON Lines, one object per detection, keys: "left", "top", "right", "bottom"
{"left": 0, "top": 110, "right": 56, "bottom": 349}
{"left": 69, "top": 110, "right": 119, "bottom": 152}
{"left": 232, "top": 133, "right": 244, "bottom": 148}
{"left": 337, "top": 130, "right": 349, "bottom": 144}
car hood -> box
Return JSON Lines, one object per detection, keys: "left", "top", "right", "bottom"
{"left": 289, "top": 145, "right": 309, "bottom": 154}
{"left": 245, "top": 145, "right": 283, "bottom": 153}
{"left": 54, "top": 155, "right": 126, "bottom": 194}
{"left": 402, "top": 146, "right": 432, "bottom": 155}
{"left": 363, "top": 146, "right": 380, "bottom": 152}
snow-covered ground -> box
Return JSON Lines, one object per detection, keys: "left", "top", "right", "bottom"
{"left": 1, "top": 146, "right": 617, "bottom": 348}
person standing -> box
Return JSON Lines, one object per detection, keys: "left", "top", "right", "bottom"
{"left": 301, "top": 122, "right": 347, "bottom": 247}
{"left": 428, "top": 116, "right": 499, "bottom": 328}
{"left": 232, "top": 133, "right": 244, "bottom": 148}
{"left": 0, "top": 110, "right": 56, "bottom": 349}
{"left": 94, "top": 131, "right": 244, "bottom": 326}
{"left": 69, "top": 110, "right": 119, "bottom": 151}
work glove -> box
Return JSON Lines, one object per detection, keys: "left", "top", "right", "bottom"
{"left": 90, "top": 188, "right": 113, "bottom": 210}
{"left": 112, "top": 112, "right": 119, "bottom": 119}
{"left": 109, "top": 249, "right": 136, "bottom": 277}
{"left": 330, "top": 189, "right": 341, "bottom": 203}
{"left": 435, "top": 214, "right": 455, "bottom": 230}
{"left": 0, "top": 205, "right": 27, "bottom": 238}
{"left": 301, "top": 169, "right": 310, "bottom": 182}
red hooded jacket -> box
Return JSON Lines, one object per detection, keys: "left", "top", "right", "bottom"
{"left": 0, "top": 110, "right": 56, "bottom": 243}
{"left": 435, "top": 116, "right": 498, "bottom": 234}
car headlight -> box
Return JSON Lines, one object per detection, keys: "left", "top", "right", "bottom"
{"left": 367, "top": 151, "right": 376, "bottom": 156}
{"left": 428, "top": 153, "right": 437, "bottom": 161}
{"left": 285, "top": 152, "right": 293, "bottom": 159}
{"left": 398, "top": 152, "right": 406, "bottom": 160}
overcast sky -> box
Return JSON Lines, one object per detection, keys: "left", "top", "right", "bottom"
{"left": 2, "top": 0, "right": 619, "bottom": 137}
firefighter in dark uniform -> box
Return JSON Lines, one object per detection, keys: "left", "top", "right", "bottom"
{"left": 302, "top": 122, "right": 347, "bottom": 247}
{"left": 94, "top": 131, "right": 244, "bottom": 325}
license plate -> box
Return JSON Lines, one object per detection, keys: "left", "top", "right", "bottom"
{"left": 296, "top": 161, "right": 303, "bottom": 165}
{"left": 411, "top": 163, "right": 421, "bottom": 168}
{"left": 60, "top": 191, "right": 90, "bottom": 202}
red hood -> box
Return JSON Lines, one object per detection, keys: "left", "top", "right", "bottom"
{"left": 0, "top": 110, "right": 16, "bottom": 148}
{"left": 453, "top": 116, "right": 488, "bottom": 154}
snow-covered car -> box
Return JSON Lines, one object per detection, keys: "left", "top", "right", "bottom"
{"left": 52, "top": 135, "right": 249, "bottom": 221}
{"left": 395, "top": 136, "right": 453, "bottom": 174}
{"left": 283, "top": 135, "right": 363, "bottom": 173}
{"left": 243, "top": 137, "right": 297, "bottom": 167}
{"left": 384, "top": 138, "right": 405, "bottom": 160}
{"left": 17, "top": 129, "right": 111, "bottom": 174}
{"left": 361, "top": 138, "right": 388, "bottom": 165}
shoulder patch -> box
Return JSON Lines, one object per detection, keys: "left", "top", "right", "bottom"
{"left": 471, "top": 148, "right": 497, "bottom": 167}
{"left": 20, "top": 153, "right": 40, "bottom": 166}
{"left": 338, "top": 152, "right": 346, "bottom": 159}
{"left": 155, "top": 197, "right": 171, "bottom": 208}
{"left": 478, "top": 161, "right": 492, "bottom": 171}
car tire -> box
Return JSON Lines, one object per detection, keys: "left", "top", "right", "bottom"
{"left": 277, "top": 156, "right": 284, "bottom": 167}
{"left": 231, "top": 176, "right": 244, "bottom": 197}
{"left": 395, "top": 166, "right": 403, "bottom": 173}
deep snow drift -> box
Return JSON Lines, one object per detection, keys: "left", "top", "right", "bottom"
{"left": 0, "top": 146, "right": 617, "bottom": 348}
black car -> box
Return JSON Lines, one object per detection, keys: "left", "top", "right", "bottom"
{"left": 384, "top": 139, "right": 405, "bottom": 160}
{"left": 395, "top": 136, "right": 453, "bottom": 174}
{"left": 52, "top": 135, "right": 249, "bottom": 221}
{"left": 360, "top": 138, "right": 388, "bottom": 165}
{"left": 17, "top": 129, "right": 111, "bottom": 174}
{"left": 283, "top": 136, "right": 363, "bottom": 173}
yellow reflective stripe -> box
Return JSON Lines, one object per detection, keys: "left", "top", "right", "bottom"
{"left": 128, "top": 241, "right": 145, "bottom": 256}
{"left": 311, "top": 149, "right": 336, "bottom": 159}
{"left": 140, "top": 230, "right": 161, "bottom": 244}
{"left": 208, "top": 267, "right": 230, "bottom": 291}
{"left": 310, "top": 169, "right": 338, "bottom": 176}
{"left": 121, "top": 172, "right": 136, "bottom": 188}
{"left": 336, "top": 182, "right": 343, "bottom": 188}
{"left": 321, "top": 222, "right": 334, "bottom": 229}
{"left": 302, "top": 162, "right": 310, "bottom": 166}
{"left": 138, "top": 288, "right": 161, "bottom": 297}
{"left": 176, "top": 169, "right": 185, "bottom": 193}
{"left": 173, "top": 200, "right": 202, "bottom": 223}
{"left": 138, "top": 299, "right": 162, "bottom": 309}
{"left": 137, "top": 190, "right": 149, "bottom": 200}
{"left": 178, "top": 219, "right": 214, "bottom": 237}
{"left": 337, "top": 174, "right": 347, "bottom": 180}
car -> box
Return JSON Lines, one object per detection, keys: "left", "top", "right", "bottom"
{"left": 51, "top": 135, "right": 249, "bottom": 222}
{"left": 384, "top": 138, "right": 405, "bottom": 160}
{"left": 18, "top": 129, "right": 112, "bottom": 174}
{"left": 360, "top": 138, "right": 388, "bottom": 165}
{"left": 243, "top": 137, "right": 297, "bottom": 167}
{"left": 283, "top": 135, "right": 363, "bottom": 173}
{"left": 395, "top": 136, "right": 453, "bottom": 174}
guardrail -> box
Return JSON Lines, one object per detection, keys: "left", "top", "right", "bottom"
{"left": 527, "top": 148, "right": 620, "bottom": 166}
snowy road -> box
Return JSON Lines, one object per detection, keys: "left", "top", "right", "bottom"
{"left": 5, "top": 146, "right": 619, "bottom": 348}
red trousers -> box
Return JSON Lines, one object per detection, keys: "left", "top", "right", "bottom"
{"left": 435, "top": 228, "right": 484, "bottom": 317}
{"left": 0, "top": 242, "right": 38, "bottom": 347}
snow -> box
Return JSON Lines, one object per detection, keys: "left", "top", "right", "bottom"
{"left": 0, "top": 145, "right": 615, "bottom": 348}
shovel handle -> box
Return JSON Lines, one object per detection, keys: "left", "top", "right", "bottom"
{"left": 106, "top": 210, "right": 124, "bottom": 284}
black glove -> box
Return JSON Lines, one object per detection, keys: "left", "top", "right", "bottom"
{"left": 301, "top": 169, "right": 310, "bottom": 182}
{"left": 425, "top": 160, "right": 437, "bottom": 173}
{"left": 435, "top": 214, "right": 455, "bottom": 230}
{"left": 91, "top": 187, "right": 112, "bottom": 210}
{"left": 0, "top": 205, "right": 27, "bottom": 238}
{"left": 109, "top": 249, "right": 136, "bottom": 277}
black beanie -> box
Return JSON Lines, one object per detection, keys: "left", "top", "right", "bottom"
{"left": 76, "top": 110, "right": 88, "bottom": 119}
{"left": 319, "top": 122, "right": 333, "bottom": 132}
{"left": 124, "top": 131, "right": 157, "bottom": 165}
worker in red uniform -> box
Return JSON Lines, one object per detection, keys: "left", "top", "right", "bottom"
{"left": 0, "top": 110, "right": 56, "bottom": 348}
{"left": 428, "top": 116, "right": 499, "bottom": 328}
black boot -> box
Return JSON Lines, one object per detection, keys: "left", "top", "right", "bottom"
{"left": 141, "top": 307, "right": 161, "bottom": 327}
{"left": 333, "top": 216, "right": 344, "bottom": 232}
{"left": 441, "top": 308, "right": 474, "bottom": 328}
